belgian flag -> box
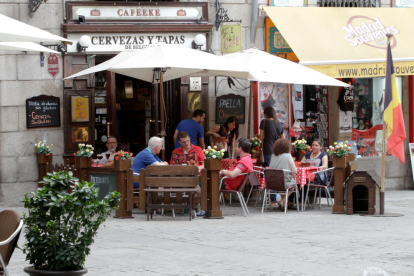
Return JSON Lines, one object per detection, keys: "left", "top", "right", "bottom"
{"left": 384, "top": 41, "right": 406, "bottom": 164}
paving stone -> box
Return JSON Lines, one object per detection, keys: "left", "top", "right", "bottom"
{"left": 3, "top": 191, "right": 414, "bottom": 275}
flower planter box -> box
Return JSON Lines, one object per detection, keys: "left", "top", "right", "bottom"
{"left": 37, "top": 153, "right": 53, "bottom": 164}
{"left": 347, "top": 153, "right": 356, "bottom": 162}
{"left": 292, "top": 151, "right": 305, "bottom": 162}
{"left": 250, "top": 149, "right": 262, "bottom": 160}
{"left": 204, "top": 158, "right": 222, "bottom": 171}
{"left": 75, "top": 157, "right": 91, "bottom": 168}
{"left": 332, "top": 156, "right": 346, "bottom": 168}
{"left": 114, "top": 159, "right": 131, "bottom": 171}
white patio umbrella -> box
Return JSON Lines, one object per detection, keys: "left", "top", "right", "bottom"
{"left": 0, "top": 14, "right": 71, "bottom": 44}
{"left": 200, "top": 48, "right": 349, "bottom": 87}
{"left": 0, "top": 42, "right": 59, "bottom": 53}
{"left": 64, "top": 45, "right": 246, "bottom": 160}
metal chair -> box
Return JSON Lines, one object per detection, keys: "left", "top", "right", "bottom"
{"left": 304, "top": 167, "right": 335, "bottom": 210}
{"left": 245, "top": 167, "right": 265, "bottom": 206}
{"left": 262, "top": 169, "right": 300, "bottom": 214}
{"left": 220, "top": 173, "right": 251, "bottom": 217}
{"left": 0, "top": 210, "right": 23, "bottom": 276}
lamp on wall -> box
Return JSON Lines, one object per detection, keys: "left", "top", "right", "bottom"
{"left": 192, "top": 34, "right": 206, "bottom": 50}
{"left": 77, "top": 35, "right": 91, "bottom": 53}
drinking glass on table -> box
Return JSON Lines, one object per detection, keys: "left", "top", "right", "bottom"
{"left": 105, "top": 153, "right": 111, "bottom": 161}
{"left": 96, "top": 154, "right": 103, "bottom": 165}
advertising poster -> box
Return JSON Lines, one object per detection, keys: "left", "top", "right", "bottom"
{"left": 71, "top": 96, "right": 89, "bottom": 122}
{"left": 259, "top": 82, "right": 289, "bottom": 137}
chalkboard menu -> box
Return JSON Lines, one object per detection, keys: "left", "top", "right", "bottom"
{"left": 215, "top": 94, "right": 245, "bottom": 124}
{"left": 89, "top": 173, "right": 117, "bottom": 201}
{"left": 26, "top": 95, "right": 60, "bottom": 128}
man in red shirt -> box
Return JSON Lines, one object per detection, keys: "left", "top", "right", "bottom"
{"left": 170, "top": 131, "right": 205, "bottom": 169}
{"left": 170, "top": 131, "right": 206, "bottom": 216}
{"left": 219, "top": 138, "right": 253, "bottom": 191}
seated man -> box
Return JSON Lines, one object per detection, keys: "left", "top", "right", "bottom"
{"left": 219, "top": 138, "right": 253, "bottom": 191}
{"left": 101, "top": 136, "right": 118, "bottom": 168}
{"left": 132, "top": 136, "right": 168, "bottom": 188}
{"left": 170, "top": 131, "right": 205, "bottom": 170}
{"left": 170, "top": 131, "right": 206, "bottom": 216}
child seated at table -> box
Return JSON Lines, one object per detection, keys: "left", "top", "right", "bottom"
{"left": 269, "top": 139, "right": 297, "bottom": 209}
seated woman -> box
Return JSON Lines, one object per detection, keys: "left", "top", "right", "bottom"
{"left": 269, "top": 139, "right": 297, "bottom": 209}
{"left": 205, "top": 116, "right": 239, "bottom": 159}
{"left": 300, "top": 139, "right": 328, "bottom": 170}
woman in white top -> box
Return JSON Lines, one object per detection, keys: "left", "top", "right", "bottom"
{"left": 269, "top": 139, "right": 297, "bottom": 209}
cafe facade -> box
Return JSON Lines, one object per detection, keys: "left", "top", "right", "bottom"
{"left": 262, "top": 6, "right": 414, "bottom": 190}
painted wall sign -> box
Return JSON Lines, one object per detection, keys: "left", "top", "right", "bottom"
{"left": 89, "top": 172, "right": 117, "bottom": 201}
{"left": 265, "top": 17, "right": 299, "bottom": 62}
{"left": 216, "top": 94, "right": 245, "bottom": 124}
{"left": 26, "top": 95, "right": 60, "bottom": 128}
{"left": 71, "top": 6, "right": 202, "bottom": 21}
{"left": 67, "top": 33, "right": 206, "bottom": 53}
{"left": 268, "top": 0, "right": 307, "bottom": 6}
{"left": 221, "top": 24, "right": 242, "bottom": 53}
{"left": 47, "top": 54, "right": 59, "bottom": 79}
{"left": 71, "top": 96, "right": 89, "bottom": 122}
{"left": 342, "top": 16, "right": 399, "bottom": 49}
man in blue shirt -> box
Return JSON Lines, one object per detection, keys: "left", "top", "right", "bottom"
{"left": 132, "top": 136, "right": 168, "bottom": 188}
{"left": 173, "top": 109, "right": 206, "bottom": 149}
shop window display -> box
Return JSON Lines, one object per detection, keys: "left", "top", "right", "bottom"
{"left": 352, "top": 77, "right": 402, "bottom": 157}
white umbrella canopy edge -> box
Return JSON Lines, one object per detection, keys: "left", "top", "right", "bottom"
{"left": 63, "top": 51, "right": 138, "bottom": 80}
{"left": 221, "top": 48, "right": 350, "bottom": 87}
{"left": 64, "top": 45, "right": 250, "bottom": 82}
{"left": 0, "top": 42, "right": 59, "bottom": 53}
{"left": 0, "top": 14, "right": 72, "bottom": 44}
{"left": 110, "top": 45, "right": 249, "bottom": 73}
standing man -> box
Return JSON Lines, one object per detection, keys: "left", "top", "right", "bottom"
{"left": 173, "top": 109, "right": 206, "bottom": 149}
{"left": 101, "top": 136, "right": 118, "bottom": 167}
{"left": 219, "top": 138, "right": 253, "bottom": 191}
{"left": 132, "top": 136, "right": 169, "bottom": 188}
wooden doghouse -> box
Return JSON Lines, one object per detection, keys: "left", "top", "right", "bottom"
{"left": 344, "top": 170, "right": 380, "bottom": 215}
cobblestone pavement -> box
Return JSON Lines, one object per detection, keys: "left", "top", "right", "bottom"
{"left": 3, "top": 190, "right": 414, "bottom": 276}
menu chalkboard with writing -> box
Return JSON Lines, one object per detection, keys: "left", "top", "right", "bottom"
{"left": 215, "top": 94, "right": 245, "bottom": 124}
{"left": 26, "top": 95, "right": 61, "bottom": 128}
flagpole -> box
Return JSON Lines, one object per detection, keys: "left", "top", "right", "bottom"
{"left": 380, "top": 34, "right": 393, "bottom": 215}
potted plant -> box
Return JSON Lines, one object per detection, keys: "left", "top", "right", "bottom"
{"left": 22, "top": 171, "right": 120, "bottom": 276}
{"left": 291, "top": 138, "right": 310, "bottom": 162}
{"left": 326, "top": 141, "right": 356, "bottom": 167}
{"left": 73, "top": 144, "right": 94, "bottom": 168}
{"left": 113, "top": 150, "right": 133, "bottom": 171}
{"left": 34, "top": 140, "right": 53, "bottom": 164}
{"left": 203, "top": 146, "right": 225, "bottom": 170}
{"left": 249, "top": 137, "right": 262, "bottom": 159}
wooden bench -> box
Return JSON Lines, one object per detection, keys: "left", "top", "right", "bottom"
{"left": 139, "top": 165, "right": 201, "bottom": 221}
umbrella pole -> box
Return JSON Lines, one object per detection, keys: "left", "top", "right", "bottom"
{"left": 160, "top": 69, "right": 166, "bottom": 161}
{"left": 247, "top": 81, "right": 253, "bottom": 139}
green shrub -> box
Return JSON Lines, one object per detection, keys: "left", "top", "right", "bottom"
{"left": 22, "top": 171, "right": 120, "bottom": 271}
